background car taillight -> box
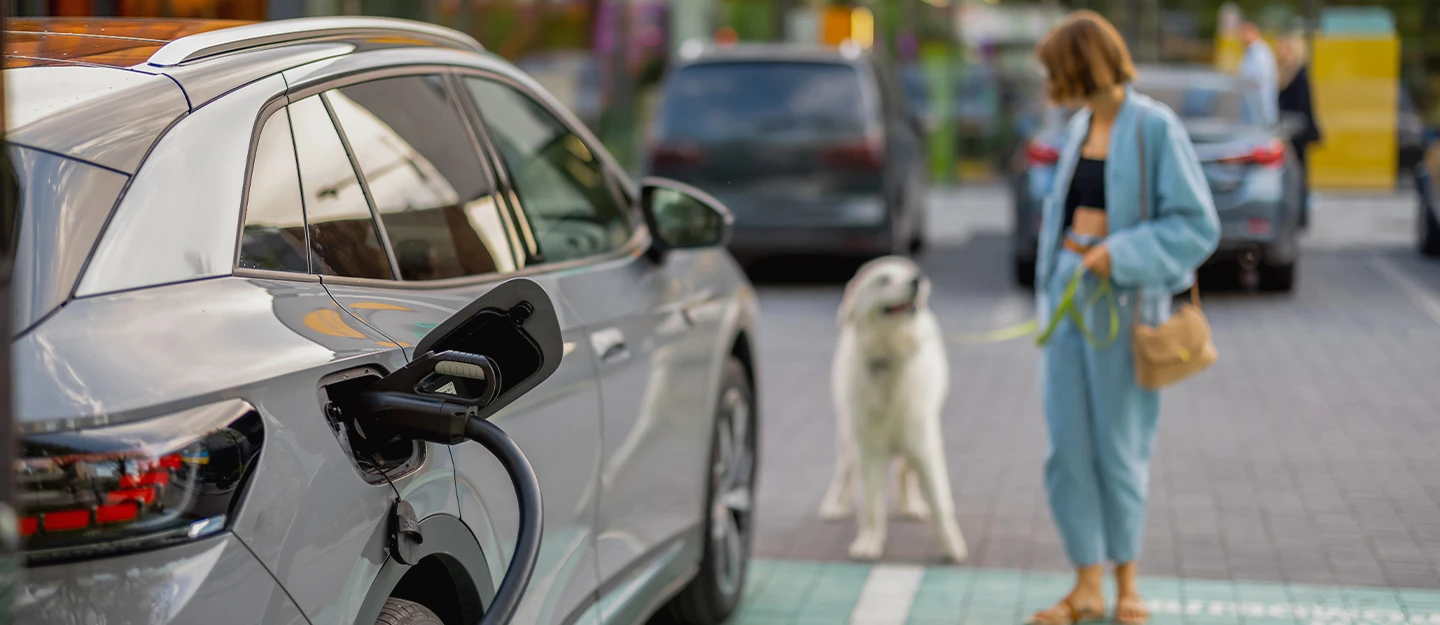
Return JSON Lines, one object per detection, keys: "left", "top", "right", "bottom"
{"left": 1219, "top": 139, "right": 1286, "bottom": 168}
{"left": 19, "top": 401, "right": 263, "bottom": 564}
{"left": 1026, "top": 141, "right": 1061, "bottom": 166}
{"left": 649, "top": 142, "right": 706, "bottom": 169}
{"left": 821, "top": 136, "right": 886, "bottom": 171}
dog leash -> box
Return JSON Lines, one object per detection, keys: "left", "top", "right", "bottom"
{"left": 946, "top": 267, "right": 1119, "bottom": 349}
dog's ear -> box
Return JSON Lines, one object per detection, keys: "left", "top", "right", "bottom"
{"left": 837, "top": 279, "right": 861, "bottom": 327}
{"left": 837, "top": 263, "right": 877, "bottom": 326}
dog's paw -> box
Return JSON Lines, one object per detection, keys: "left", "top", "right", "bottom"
{"left": 943, "top": 541, "right": 969, "bottom": 563}
{"left": 819, "top": 500, "right": 853, "bottom": 520}
{"left": 939, "top": 531, "right": 969, "bottom": 563}
{"left": 848, "top": 534, "right": 885, "bottom": 561}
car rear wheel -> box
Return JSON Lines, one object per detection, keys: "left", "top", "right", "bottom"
{"left": 1258, "top": 260, "right": 1296, "bottom": 292}
{"left": 661, "top": 358, "right": 756, "bottom": 625}
{"left": 1420, "top": 199, "right": 1440, "bottom": 257}
{"left": 375, "top": 598, "right": 443, "bottom": 625}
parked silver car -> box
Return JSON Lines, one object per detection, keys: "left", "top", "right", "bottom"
{"left": 11, "top": 17, "right": 759, "bottom": 625}
{"left": 1011, "top": 66, "right": 1303, "bottom": 292}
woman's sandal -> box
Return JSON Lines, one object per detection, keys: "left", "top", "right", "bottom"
{"left": 1025, "top": 597, "right": 1106, "bottom": 624}
{"left": 1114, "top": 594, "right": 1149, "bottom": 624}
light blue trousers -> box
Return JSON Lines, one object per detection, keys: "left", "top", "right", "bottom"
{"left": 1041, "top": 245, "right": 1160, "bottom": 567}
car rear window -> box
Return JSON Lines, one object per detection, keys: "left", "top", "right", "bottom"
{"left": 1136, "top": 80, "right": 1264, "bottom": 126}
{"left": 8, "top": 145, "right": 127, "bottom": 334}
{"left": 657, "top": 61, "right": 871, "bottom": 143}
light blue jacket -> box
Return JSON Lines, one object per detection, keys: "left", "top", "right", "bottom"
{"left": 1035, "top": 89, "right": 1220, "bottom": 326}
{"left": 1240, "top": 41, "right": 1279, "bottom": 125}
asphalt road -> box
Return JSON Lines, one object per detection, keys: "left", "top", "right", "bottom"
{"left": 745, "top": 186, "right": 1440, "bottom": 591}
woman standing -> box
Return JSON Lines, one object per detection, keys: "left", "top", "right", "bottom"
{"left": 1277, "top": 31, "right": 1322, "bottom": 228}
{"left": 1027, "top": 12, "right": 1219, "bottom": 625}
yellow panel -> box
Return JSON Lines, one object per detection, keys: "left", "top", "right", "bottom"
{"left": 1308, "top": 36, "right": 1399, "bottom": 190}
{"left": 1213, "top": 34, "right": 1244, "bottom": 74}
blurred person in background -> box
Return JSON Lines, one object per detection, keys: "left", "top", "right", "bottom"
{"left": 1239, "top": 20, "right": 1279, "bottom": 126}
{"left": 1027, "top": 11, "right": 1219, "bottom": 625}
{"left": 1277, "top": 30, "right": 1322, "bottom": 228}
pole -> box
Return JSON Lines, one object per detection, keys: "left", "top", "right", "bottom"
{"left": 774, "top": 0, "right": 791, "bottom": 42}
{"left": 0, "top": 1, "right": 18, "bottom": 620}
{"left": 1126, "top": 0, "right": 1141, "bottom": 58}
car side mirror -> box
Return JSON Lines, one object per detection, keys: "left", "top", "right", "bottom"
{"left": 357, "top": 278, "right": 564, "bottom": 439}
{"left": 639, "top": 177, "right": 733, "bottom": 258}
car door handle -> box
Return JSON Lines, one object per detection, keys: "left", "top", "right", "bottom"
{"left": 590, "top": 327, "right": 629, "bottom": 364}
{"left": 659, "top": 290, "right": 716, "bottom": 320}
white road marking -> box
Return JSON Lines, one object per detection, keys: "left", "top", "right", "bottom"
{"left": 848, "top": 564, "right": 925, "bottom": 625}
{"left": 1370, "top": 256, "right": 1440, "bottom": 327}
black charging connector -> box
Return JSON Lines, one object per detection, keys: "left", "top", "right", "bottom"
{"left": 353, "top": 348, "right": 541, "bottom": 625}
{"left": 357, "top": 391, "right": 475, "bottom": 445}
{"left": 357, "top": 350, "right": 502, "bottom": 445}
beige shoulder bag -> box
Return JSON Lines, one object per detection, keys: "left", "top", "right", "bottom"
{"left": 1131, "top": 117, "right": 1218, "bottom": 389}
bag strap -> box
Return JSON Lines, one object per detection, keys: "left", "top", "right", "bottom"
{"left": 1134, "top": 110, "right": 1201, "bottom": 328}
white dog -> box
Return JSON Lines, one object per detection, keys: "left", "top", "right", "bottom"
{"left": 819, "top": 256, "right": 968, "bottom": 563}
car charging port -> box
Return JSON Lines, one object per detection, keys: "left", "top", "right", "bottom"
{"left": 319, "top": 367, "right": 425, "bottom": 482}
{"left": 332, "top": 280, "right": 564, "bottom": 625}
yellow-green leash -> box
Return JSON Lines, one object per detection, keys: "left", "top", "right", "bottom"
{"left": 946, "top": 267, "right": 1120, "bottom": 349}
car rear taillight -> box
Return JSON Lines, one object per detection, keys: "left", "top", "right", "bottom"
{"left": 1026, "top": 141, "right": 1061, "bottom": 166}
{"left": 1219, "top": 139, "right": 1286, "bottom": 168}
{"left": 821, "top": 136, "right": 886, "bottom": 171}
{"left": 19, "top": 401, "right": 263, "bottom": 563}
{"left": 649, "top": 142, "right": 706, "bottom": 169}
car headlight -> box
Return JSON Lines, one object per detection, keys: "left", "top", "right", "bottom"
{"left": 838, "top": 197, "right": 886, "bottom": 225}
{"left": 19, "top": 400, "right": 263, "bottom": 564}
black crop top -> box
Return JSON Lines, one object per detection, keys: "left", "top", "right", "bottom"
{"left": 1063, "top": 158, "right": 1106, "bottom": 229}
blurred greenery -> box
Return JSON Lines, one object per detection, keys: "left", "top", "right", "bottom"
{"left": 15, "top": 0, "right": 1440, "bottom": 175}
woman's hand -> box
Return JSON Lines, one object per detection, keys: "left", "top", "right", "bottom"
{"left": 1082, "top": 243, "right": 1112, "bottom": 278}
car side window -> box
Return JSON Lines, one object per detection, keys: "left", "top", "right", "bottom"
{"left": 239, "top": 107, "right": 309, "bottom": 273}
{"left": 289, "top": 94, "right": 394, "bottom": 280}
{"left": 327, "top": 75, "right": 518, "bottom": 280}
{"left": 462, "top": 77, "right": 632, "bottom": 265}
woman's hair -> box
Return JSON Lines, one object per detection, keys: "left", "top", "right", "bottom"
{"left": 1278, "top": 31, "right": 1308, "bottom": 86}
{"left": 1035, "top": 10, "right": 1137, "bottom": 104}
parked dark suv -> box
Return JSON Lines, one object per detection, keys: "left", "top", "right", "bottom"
{"left": 648, "top": 43, "right": 929, "bottom": 264}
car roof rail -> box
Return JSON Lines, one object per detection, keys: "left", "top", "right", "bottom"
{"left": 147, "top": 16, "right": 483, "bottom": 67}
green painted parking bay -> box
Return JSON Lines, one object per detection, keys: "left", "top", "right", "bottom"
{"left": 730, "top": 559, "right": 1440, "bottom": 624}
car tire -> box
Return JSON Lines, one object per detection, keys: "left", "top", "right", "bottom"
{"left": 661, "top": 358, "right": 757, "bottom": 625}
{"left": 1420, "top": 198, "right": 1440, "bottom": 257}
{"left": 375, "top": 598, "right": 443, "bottom": 625}
{"left": 1013, "top": 256, "right": 1036, "bottom": 288}
{"left": 1258, "top": 260, "right": 1296, "bottom": 293}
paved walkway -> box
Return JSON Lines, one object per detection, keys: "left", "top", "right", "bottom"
{"left": 728, "top": 187, "right": 1440, "bottom": 623}
{"left": 730, "top": 559, "right": 1440, "bottom": 625}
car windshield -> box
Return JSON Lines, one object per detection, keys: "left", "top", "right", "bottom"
{"left": 658, "top": 61, "right": 871, "bottom": 143}
{"left": 1135, "top": 78, "right": 1264, "bottom": 127}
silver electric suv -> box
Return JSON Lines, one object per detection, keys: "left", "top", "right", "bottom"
{"left": 10, "top": 17, "right": 759, "bottom": 625}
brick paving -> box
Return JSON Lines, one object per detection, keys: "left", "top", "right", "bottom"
{"left": 748, "top": 187, "right": 1440, "bottom": 591}
{"left": 728, "top": 559, "right": 1440, "bottom": 624}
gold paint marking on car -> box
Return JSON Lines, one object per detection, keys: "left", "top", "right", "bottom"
{"left": 350, "top": 302, "right": 413, "bottom": 311}
{"left": 303, "top": 308, "right": 367, "bottom": 339}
